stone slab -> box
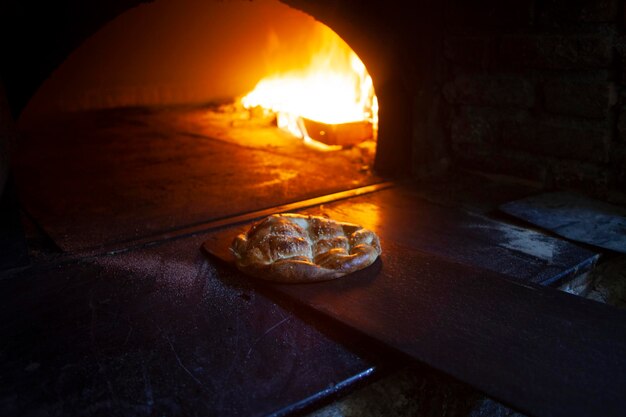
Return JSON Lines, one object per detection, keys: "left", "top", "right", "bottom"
{"left": 500, "top": 191, "right": 626, "bottom": 254}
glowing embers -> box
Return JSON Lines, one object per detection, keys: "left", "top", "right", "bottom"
{"left": 241, "top": 24, "right": 378, "bottom": 151}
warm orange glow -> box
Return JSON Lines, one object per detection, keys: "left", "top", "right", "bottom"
{"left": 241, "top": 23, "right": 377, "bottom": 146}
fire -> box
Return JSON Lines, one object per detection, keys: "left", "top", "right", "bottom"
{"left": 241, "top": 24, "right": 377, "bottom": 148}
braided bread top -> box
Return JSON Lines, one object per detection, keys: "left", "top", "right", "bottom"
{"left": 230, "top": 213, "right": 382, "bottom": 283}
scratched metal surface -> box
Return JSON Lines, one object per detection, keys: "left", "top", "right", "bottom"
{"left": 0, "top": 232, "right": 374, "bottom": 417}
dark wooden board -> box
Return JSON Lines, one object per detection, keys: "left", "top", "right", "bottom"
{"left": 202, "top": 188, "right": 626, "bottom": 417}
{"left": 500, "top": 191, "right": 626, "bottom": 254}
{"left": 208, "top": 186, "right": 598, "bottom": 286}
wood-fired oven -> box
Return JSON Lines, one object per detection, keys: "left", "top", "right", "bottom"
{"left": 1, "top": 1, "right": 625, "bottom": 417}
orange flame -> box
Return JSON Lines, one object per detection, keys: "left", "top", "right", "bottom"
{"left": 241, "top": 24, "right": 377, "bottom": 146}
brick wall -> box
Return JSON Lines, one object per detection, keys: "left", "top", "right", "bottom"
{"left": 441, "top": 0, "right": 626, "bottom": 204}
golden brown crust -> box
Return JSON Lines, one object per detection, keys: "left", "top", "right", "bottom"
{"left": 230, "top": 213, "right": 382, "bottom": 283}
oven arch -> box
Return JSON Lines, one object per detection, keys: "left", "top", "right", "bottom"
{"left": 1, "top": 0, "right": 433, "bottom": 180}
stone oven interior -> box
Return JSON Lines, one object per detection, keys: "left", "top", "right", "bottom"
{"left": 1, "top": 1, "right": 626, "bottom": 417}
{"left": 11, "top": 0, "right": 385, "bottom": 252}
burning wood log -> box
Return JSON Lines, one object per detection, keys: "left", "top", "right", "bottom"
{"left": 302, "top": 118, "right": 373, "bottom": 147}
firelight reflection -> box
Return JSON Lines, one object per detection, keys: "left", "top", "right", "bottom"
{"left": 319, "top": 202, "right": 383, "bottom": 236}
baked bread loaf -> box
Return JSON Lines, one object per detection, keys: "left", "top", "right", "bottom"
{"left": 230, "top": 213, "right": 382, "bottom": 283}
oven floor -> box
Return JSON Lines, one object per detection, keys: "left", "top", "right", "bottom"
{"left": 8, "top": 106, "right": 626, "bottom": 416}
{"left": 14, "top": 104, "right": 381, "bottom": 252}
{"left": 3, "top": 174, "right": 625, "bottom": 417}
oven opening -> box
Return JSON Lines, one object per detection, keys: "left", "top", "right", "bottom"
{"left": 3, "top": 1, "right": 626, "bottom": 416}
{"left": 14, "top": 0, "right": 384, "bottom": 253}
{"left": 240, "top": 21, "right": 378, "bottom": 152}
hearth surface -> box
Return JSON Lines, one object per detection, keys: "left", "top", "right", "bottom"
{"left": 7, "top": 101, "right": 625, "bottom": 417}
{"left": 14, "top": 104, "right": 380, "bottom": 252}
{"left": 3, "top": 176, "right": 624, "bottom": 417}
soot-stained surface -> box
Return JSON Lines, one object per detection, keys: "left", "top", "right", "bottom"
{"left": 14, "top": 105, "right": 380, "bottom": 252}
{"left": 0, "top": 232, "right": 374, "bottom": 417}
